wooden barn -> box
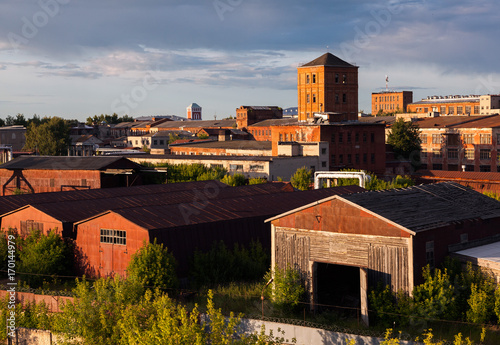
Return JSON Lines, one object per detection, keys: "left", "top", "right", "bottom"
{"left": 266, "top": 182, "right": 500, "bottom": 325}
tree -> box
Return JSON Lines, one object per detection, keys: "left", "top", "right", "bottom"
{"left": 265, "top": 266, "right": 305, "bottom": 314}
{"left": 290, "top": 166, "right": 312, "bottom": 190}
{"left": 221, "top": 173, "right": 246, "bottom": 186}
{"left": 126, "top": 239, "right": 178, "bottom": 290}
{"left": 386, "top": 118, "right": 421, "bottom": 159}
{"left": 23, "top": 116, "right": 70, "bottom": 155}
{"left": 17, "top": 230, "right": 74, "bottom": 287}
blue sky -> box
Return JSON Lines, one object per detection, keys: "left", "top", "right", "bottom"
{"left": 1, "top": 0, "right": 500, "bottom": 121}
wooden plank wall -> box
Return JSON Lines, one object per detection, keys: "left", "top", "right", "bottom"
{"left": 275, "top": 227, "right": 411, "bottom": 294}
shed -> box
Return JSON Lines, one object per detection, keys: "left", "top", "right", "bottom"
{"left": 266, "top": 182, "right": 500, "bottom": 325}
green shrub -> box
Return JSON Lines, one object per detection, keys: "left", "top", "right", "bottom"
{"left": 265, "top": 266, "right": 305, "bottom": 314}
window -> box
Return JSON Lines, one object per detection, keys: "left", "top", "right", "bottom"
{"left": 447, "top": 134, "right": 460, "bottom": 146}
{"left": 339, "top": 154, "right": 344, "bottom": 164}
{"left": 480, "top": 149, "right": 491, "bottom": 160}
{"left": 347, "top": 132, "right": 351, "bottom": 143}
{"left": 312, "top": 74, "right": 316, "bottom": 83}
{"left": 449, "top": 106, "right": 454, "bottom": 114}
{"left": 420, "top": 134, "right": 428, "bottom": 144}
{"left": 432, "top": 134, "right": 441, "bottom": 144}
{"left": 426, "top": 241, "right": 435, "bottom": 269}
{"left": 347, "top": 154, "right": 352, "bottom": 164}
{"left": 440, "top": 106, "right": 446, "bottom": 114}
{"left": 331, "top": 133, "right": 335, "bottom": 142}
{"left": 50, "top": 179, "right": 55, "bottom": 187}
{"left": 339, "top": 133, "right": 343, "bottom": 143}
{"left": 421, "top": 151, "right": 427, "bottom": 159}
{"left": 355, "top": 154, "right": 359, "bottom": 164}
{"left": 306, "top": 75, "right": 310, "bottom": 84}
{"left": 100, "top": 229, "right": 126, "bottom": 245}
{"left": 432, "top": 149, "right": 442, "bottom": 158}
{"left": 424, "top": 108, "right": 428, "bottom": 113}
{"left": 447, "top": 148, "right": 458, "bottom": 159}
{"left": 355, "top": 132, "right": 359, "bottom": 142}
{"left": 153, "top": 140, "right": 158, "bottom": 145}
{"left": 480, "top": 165, "right": 491, "bottom": 172}
{"left": 363, "top": 153, "right": 367, "bottom": 163}
{"left": 331, "top": 155, "right": 336, "bottom": 164}
{"left": 343, "top": 74, "right": 347, "bottom": 83}
{"left": 363, "top": 132, "right": 367, "bottom": 143}
{"left": 497, "top": 134, "right": 500, "bottom": 145}
{"left": 474, "top": 105, "right": 480, "bottom": 114}
{"left": 312, "top": 94, "right": 316, "bottom": 103}
{"left": 20, "top": 220, "right": 43, "bottom": 236}
{"left": 321, "top": 148, "right": 327, "bottom": 155}
{"left": 457, "top": 106, "right": 463, "bottom": 115}
{"left": 370, "top": 133, "right": 375, "bottom": 143}
{"left": 342, "top": 94, "right": 347, "bottom": 103}
{"left": 371, "top": 153, "right": 375, "bottom": 164}
{"left": 230, "top": 164, "right": 244, "bottom": 171}
{"left": 460, "top": 233, "right": 468, "bottom": 243}
{"left": 432, "top": 164, "right": 443, "bottom": 170}
{"left": 497, "top": 152, "right": 500, "bottom": 165}
{"left": 81, "top": 179, "right": 87, "bottom": 186}
{"left": 480, "top": 134, "right": 491, "bottom": 144}
{"left": 463, "top": 134, "right": 473, "bottom": 144}
{"left": 321, "top": 161, "right": 327, "bottom": 168}
{"left": 465, "top": 106, "right": 471, "bottom": 114}
{"left": 285, "top": 133, "right": 288, "bottom": 141}
{"left": 335, "top": 74, "right": 339, "bottom": 83}
{"left": 465, "top": 149, "right": 474, "bottom": 160}
{"left": 335, "top": 94, "right": 339, "bottom": 103}
{"left": 307, "top": 94, "right": 310, "bottom": 103}
{"left": 159, "top": 140, "right": 165, "bottom": 145}
{"left": 211, "top": 164, "right": 224, "bottom": 169}
{"left": 249, "top": 165, "right": 264, "bottom": 171}
{"left": 279, "top": 134, "right": 283, "bottom": 141}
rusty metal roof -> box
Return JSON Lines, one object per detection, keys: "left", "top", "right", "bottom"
{"left": 0, "top": 181, "right": 296, "bottom": 223}
{"left": 342, "top": 182, "right": 500, "bottom": 232}
{"left": 106, "top": 185, "right": 365, "bottom": 230}
{"left": 414, "top": 170, "right": 500, "bottom": 183}
{"left": 415, "top": 115, "right": 493, "bottom": 128}
{"left": 0, "top": 156, "right": 142, "bottom": 171}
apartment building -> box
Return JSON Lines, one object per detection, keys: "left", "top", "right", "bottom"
{"left": 418, "top": 115, "right": 500, "bottom": 172}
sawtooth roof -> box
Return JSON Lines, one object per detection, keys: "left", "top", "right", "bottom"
{"left": 300, "top": 53, "right": 356, "bottom": 68}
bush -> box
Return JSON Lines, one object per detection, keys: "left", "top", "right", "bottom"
{"left": 265, "top": 266, "right": 305, "bottom": 314}
{"left": 190, "top": 240, "right": 269, "bottom": 288}
{"left": 221, "top": 173, "right": 246, "bottom": 186}
{"left": 127, "top": 239, "right": 178, "bottom": 290}
{"left": 290, "top": 167, "right": 312, "bottom": 190}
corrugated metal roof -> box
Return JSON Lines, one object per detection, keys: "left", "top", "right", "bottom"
{"left": 0, "top": 181, "right": 296, "bottom": 223}
{"left": 0, "top": 156, "right": 141, "bottom": 171}
{"left": 415, "top": 170, "right": 500, "bottom": 182}
{"left": 109, "top": 185, "right": 365, "bottom": 230}
{"left": 169, "top": 140, "right": 272, "bottom": 150}
{"left": 415, "top": 116, "right": 486, "bottom": 128}
{"left": 342, "top": 182, "right": 500, "bottom": 232}
{"left": 155, "top": 119, "right": 236, "bottom": 128}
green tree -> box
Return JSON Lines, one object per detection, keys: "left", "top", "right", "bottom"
{"left": 127, "top": 239, "right": 178, "bottom": 290}
{"left": 290, "top": 166, "right": 312, "bottom": 190}
{"left": 23, "top": 116, "right": 70, "bottom": 155}
{"left": 386, "top": 118, "right": 421, "bottom": 159}
{"left": 266, "top": 266, "right": 305, "bottom": 314}
{"left": 17, "top": 230, "right": 74, "bottom": 287}
{"left": 221, "top": 173, "right": 246, "bottom": 186}
{"left": 249, "top": 177, "right": 267, "bottom": 185}
{"left": 55, "top": 276, "right": 144, "bottom": 344}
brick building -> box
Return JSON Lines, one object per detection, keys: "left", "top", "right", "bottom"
{"left": 417, "top": 114, "right": 500, "bottom": 172}
{"left": 407, "top": 95, "right": 481, "bottom": 115}
{"left": 297, "top": 53, "right": 358, "bottom": 122}
{"left": 187, "top": 103, "right": 202, "bottom": 120}
{"left": 372, "top": 91, "right": 413, "bottom": 114}
{"left": 236, "top": 106, "right": 282, "bottom": 129}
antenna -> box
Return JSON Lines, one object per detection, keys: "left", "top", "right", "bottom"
{"left": 385, "top": 75, "right": 389, "bottom": 91}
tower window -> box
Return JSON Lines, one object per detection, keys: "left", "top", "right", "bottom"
{"left": 335, "top": 74, "right": 339, "bottom": 83}
{"left": 306, "top": 75, "right": 310, "bottom": 84}
{"left": 307, "top": 94, "right": 310, "bottom": 103}
{"left": 312, "top": 74, "right": 316, "bottom": 83}
{"left": 343, "top": 74, "right": 347, "bottom": 83}
{"left": 343, "top": 94, "right": 347, "bottom": 103}
{"left": 312, "top": 94, "right": 316, "bottom": 103}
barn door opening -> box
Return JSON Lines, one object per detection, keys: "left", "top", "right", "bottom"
{"left": 314, "top": 262, "right": 369, "bottom": 325}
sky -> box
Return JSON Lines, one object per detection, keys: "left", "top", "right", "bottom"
{"left": 1, "top": 0, "right": 500, "bottom": 122}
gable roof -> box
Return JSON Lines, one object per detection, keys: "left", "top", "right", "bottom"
{"left": 76, "top": 185, "right": 364, "bottom": 230}
{"left": 0, "top": 156, "right": 141, "bottom": 171}
{"left": 300, "top": 53, "right": 356, "bottom": 68}
{"left": 341, "top": 182, "right": 500, "bottom": 232}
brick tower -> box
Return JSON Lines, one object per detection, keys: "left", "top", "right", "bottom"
{"left": 297, "top": 53, "right": 358, "bottom": 122}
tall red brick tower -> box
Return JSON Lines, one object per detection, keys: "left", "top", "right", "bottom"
{"left": 187, "top": 103, "right": 202, "bottom": 120}
{"left": 297, "top": 53, "right": 358, "bottom": 122}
